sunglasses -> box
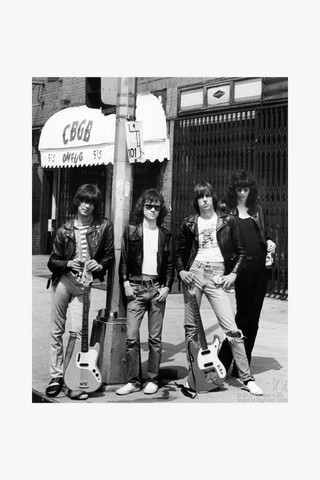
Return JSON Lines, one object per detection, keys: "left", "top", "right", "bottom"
{"left": 144, "top": 204, "right": 161, "bottom": 211}
{"left": 236, "top": 187, "right": 250, "bottom": 193}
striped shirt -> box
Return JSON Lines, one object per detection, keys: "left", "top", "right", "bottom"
{"left": 72, "top": 217, "right": 92, "bottom": 282}
{"left": 78, "top": 224, "right": 89, "bottom": 261}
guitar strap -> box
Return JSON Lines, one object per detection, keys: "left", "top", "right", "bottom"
{"left": 174, "top": 382, "right": 197, "bottom": 399}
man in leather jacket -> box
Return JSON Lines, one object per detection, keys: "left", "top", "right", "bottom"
{"left": 45, "top": 184, "right": 114, "bottom": 399}
{"left": 116, "top": 189, "right": 174, "bottom": 396}
{"left": 175, "top": 181, "right": 263, "bottom": 396}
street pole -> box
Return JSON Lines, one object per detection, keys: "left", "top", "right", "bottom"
{"left": 108, "top": 77, "right": 136, "bottom": 317}
{"left": 95, "top": 78, "right": 137, "bottom": 385}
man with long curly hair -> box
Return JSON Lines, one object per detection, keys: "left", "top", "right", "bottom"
{"left": 116, "top": 189, "right": 175, "bottom": 395}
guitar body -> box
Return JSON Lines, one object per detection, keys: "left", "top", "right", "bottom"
{"left": 64, "top": 336, "right": 102, "bottom": 393}
{"left": 187, "top": 335, "right": 226, "bottom": 392}
{"left": 63, "top": 265, "right": 102, "bottom": 394}
{"left": 187, "top": 287, "right": 227, "bottom": 393}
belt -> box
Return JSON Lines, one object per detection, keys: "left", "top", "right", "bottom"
{"left": 245, "top": 255, "right": 265, "bottom": 261}
{"left": 130, "top": 277, "right": 159, "bottom": 287}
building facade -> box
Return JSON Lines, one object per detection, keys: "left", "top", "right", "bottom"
{"left": 32, "top": 76, "right": 288, "bottom": 297}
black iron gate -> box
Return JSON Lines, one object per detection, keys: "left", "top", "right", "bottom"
{"left": 171, "top": 103, "right": 288, "bottom": 298}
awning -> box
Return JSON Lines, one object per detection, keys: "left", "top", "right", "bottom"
{"left": 39, "top": 92, "right": 170, "bottom": 168}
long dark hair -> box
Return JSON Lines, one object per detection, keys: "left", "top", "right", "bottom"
{"left": 225, "top": 170, "right": 259, "bottom": 208}
{"left": 72, "top": 184, "right": 103, "bottom": 218}
{"left": 133, "top": 188, "right": 169, "bottom": 226}
{"left": 192, "top": 181, "right": 218, "bottom": 214}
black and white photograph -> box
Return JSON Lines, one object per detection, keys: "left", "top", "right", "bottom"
{"left": 32, "top": 76, "right": 288, "bottom": 405}
{"left": 4, "top": 3, "right": 319, "bottom": 479}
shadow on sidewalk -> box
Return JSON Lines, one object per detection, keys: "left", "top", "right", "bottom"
{"left": 250, "top": 356, "right": 283, "bottom": 375}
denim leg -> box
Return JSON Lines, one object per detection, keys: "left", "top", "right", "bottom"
{"left": 69, "top": 281, "right": 87, "bottom": 333}
{"left": 49, "top": 274, "right": 86, "bottom": 378}
{"left": 146, "top": 292, "right": 165, "bottom": 382}
{"left": 50, "top": 276, "right": 71, "bottom": 378}
{"left": 202, "top": 268, "right": 254, "bottom": 384}
{"left": 126, "top": 290, "right": 147, "bottom": 387}
{"left": 182, "top": 281, "right": 203, "bottom": 333}
{"left": 227, "top": 336, "right": 254, "bottom": 383}
{"left": 182, "top": 282, "right": 202, "bottom": 369}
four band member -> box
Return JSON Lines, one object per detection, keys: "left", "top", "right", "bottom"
{"left": 44, "top": 182, "right": 268, "bottom": 399}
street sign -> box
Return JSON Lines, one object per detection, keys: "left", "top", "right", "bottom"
{"left": 125, "top": 121, "right": 144, "bottom": 163}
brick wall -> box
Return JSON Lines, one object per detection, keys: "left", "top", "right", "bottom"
{"left": 32, "top": 78, "right": 86, "bottom": 253}
{"left": 32, "top": 130, "right": 43, "bottom": 254}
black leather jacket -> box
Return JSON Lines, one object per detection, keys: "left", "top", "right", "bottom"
{"left": 175, "top": 210, "right": 246, "bottom": 276}
{"left": 219, "top": 202, "right": 268, "bottom": 252}
{"left": 119, "top": 223, "right": 175, "bottom": 290}
{"left": 47, "top": 217, "right": 114, "bottom": 287}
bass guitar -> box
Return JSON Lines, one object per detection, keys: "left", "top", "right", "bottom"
{"left": 64, "top": 264, "right": 102, "bottom": 393}
{"left": 187, "top": 286, "right": 226, "bottom": 392}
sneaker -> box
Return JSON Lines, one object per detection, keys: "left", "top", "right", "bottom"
{"left": 116, "top": 382, "right": 140, "bottom": 395}
{"left": 45, "top": 377, "right": 64, "bottom": 397}
{"left": 243, "top": 380, "right": 263, "bottom": 396}
{"left": 144, "top": 382, "right": 158, "bottom": 395}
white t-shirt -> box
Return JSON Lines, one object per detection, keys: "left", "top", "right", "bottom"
{"left": 142, "top": 226, "right": 159, "bottom": 275}
{"left": 195, "top": 214, "right": 224, "bottom": 263}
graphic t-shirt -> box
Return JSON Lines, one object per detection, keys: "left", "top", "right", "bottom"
{"left": 195, "top": 214, "right": 224, "bottom": 263}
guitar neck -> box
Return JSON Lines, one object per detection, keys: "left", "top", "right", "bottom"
{"left": 190, "top": 293, "right": 208, "bottom": 350}
{"left": 81, "top": 286, "right": 90, "bottom": 352}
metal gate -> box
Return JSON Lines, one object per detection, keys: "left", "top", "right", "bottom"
{"left": 171, "top": 103, "right": 288, "bottom": 298}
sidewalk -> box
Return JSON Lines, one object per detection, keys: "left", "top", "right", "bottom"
{"left": 32, "top": 255, "right": 288, "bottom": 403}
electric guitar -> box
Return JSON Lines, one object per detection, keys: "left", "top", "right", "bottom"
{"left": 64, "top": 264, "right": 102, "bottom": 393}
{"left": 187, "top": 286, "right": 226, "bottom": 392}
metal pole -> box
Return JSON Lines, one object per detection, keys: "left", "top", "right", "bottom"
{"left": 108, "top": 77, "right": 137, "bottom": 317}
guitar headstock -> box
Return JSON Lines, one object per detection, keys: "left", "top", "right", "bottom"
{"left": 81, "top": 263, "right": 93, "bottom": 287}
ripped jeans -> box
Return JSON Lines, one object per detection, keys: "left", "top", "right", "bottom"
{"left": 182, "top": 261, "right": 254, "bottom": 384}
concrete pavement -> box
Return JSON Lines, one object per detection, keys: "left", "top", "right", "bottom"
{"left": 32, "top": 255, "right": 288, "bottom": 403}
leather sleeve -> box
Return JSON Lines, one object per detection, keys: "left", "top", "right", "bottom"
{"left": 96, "top": 220, "right": 115, "bottom": 277}
{"left": 163, "top": 233, "right": 175, "bottom": 290}
{"left": 229, "top": 215, "right": 246, "bottom": 274}
{"left": 256, "top": 203, "right": 269, "bottom": 242}
{"left": 119, "top": 224, "right": 131, "bottom": 283}
{"left": 47, "top": 228, "right": 70, "bottom": 274}
{"left": 175, "top": 221, "right": 188, "bottom": 273}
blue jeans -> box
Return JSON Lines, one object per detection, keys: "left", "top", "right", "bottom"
{"left": 126, "top": 284, "right": 165, "bottom": 387}
{"left": 183, "top": 261, "right": 254, "bottom": 384}
{"left": 49, "top": 273, "right": 88, "bottom": 378}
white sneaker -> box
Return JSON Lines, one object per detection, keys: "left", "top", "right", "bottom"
{"left": 116, "top": 382, "right": 140, "bottom": 395}
{"left": 243, "top": 380, "right": 263, "bottom": 396}
{"left": 143, "top": 382, "right": 158, "bottom": 394}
